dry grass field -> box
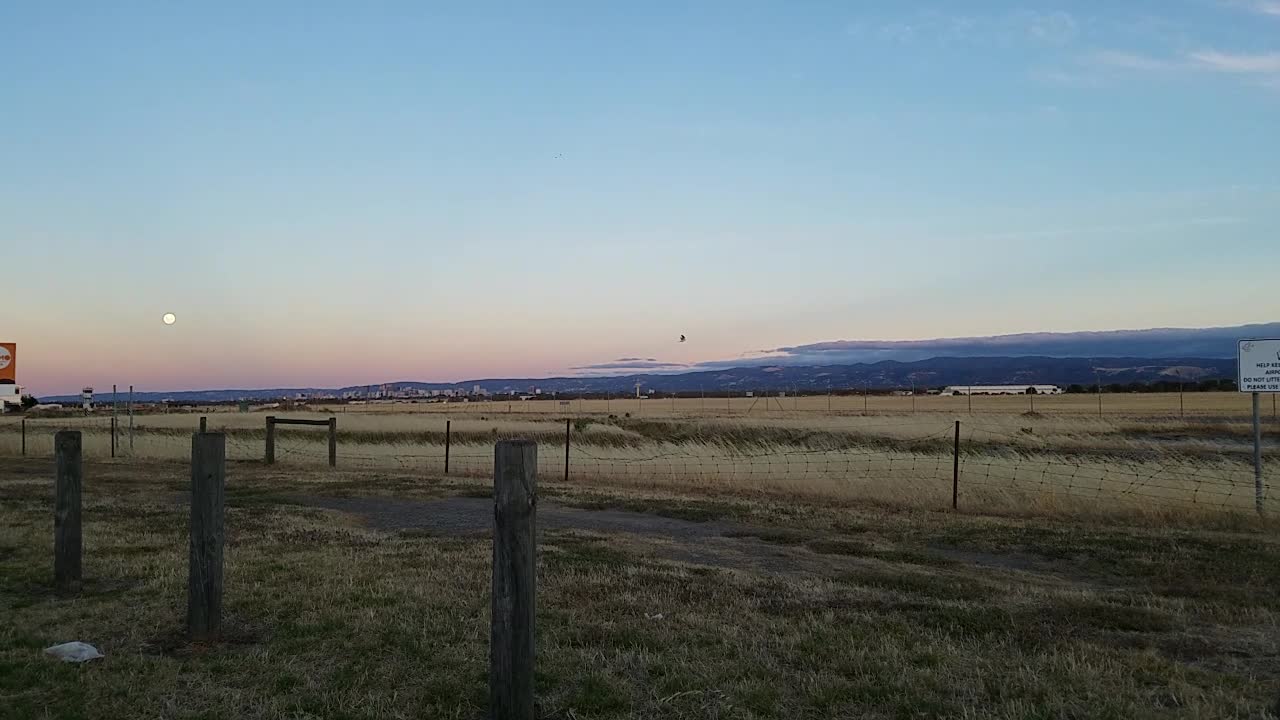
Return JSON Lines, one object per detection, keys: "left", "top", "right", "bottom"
{"left": 2, "top": 392, "right": 1275, "bottom": 521}
{"left": 2, "top": 457, "right": 1280, "bottom": 718}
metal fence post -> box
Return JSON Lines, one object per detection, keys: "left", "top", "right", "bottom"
{"left": 54, "top": 431, "right": 83, "bottom": 592}
{"left": 188, "top": 432, "right": 226, "bottom": 640}
{"left": 1254, "top": 393, "right": 1264, "bottom": 516}
{"left": 952, "top": 420, "right": 960, "bottom": 511}
{"left": 445, "top": 420, "right": 451, "bottom": 474}
{"left": 564, "top": 418, "right": 571, "bottom": 484}
{"left": 491, "top": 439, "right": 537, "bottom": 720}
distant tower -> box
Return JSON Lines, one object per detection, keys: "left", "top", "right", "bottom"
{"left": 635, "top": 380, "right": 643, "bottom": 398}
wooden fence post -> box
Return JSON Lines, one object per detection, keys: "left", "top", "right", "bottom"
{"left": 491, "top": 439, "right": 537, "bottom": 720}
{"left": 54, "top": 431, "right": 83, "bottom": 592}
{"left": 21, "top": 417, "right": 26, "bottom": 455}
{"left": 444, "top": 420, "right": 451, "bottom": 474}
{"left": 264, "top": 416, "right": 275, "bottom": 464}
{"left": 188, "top": 432, "right": 226, "bottom": 640}
{"left": 564, "top": 418, "right": 571, "bottom": 484}
{"left": 328, "top": 417, "right": 337, "bottom": 468}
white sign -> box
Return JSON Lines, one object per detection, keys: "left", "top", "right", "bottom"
{"left": 1238, "top": 339, "right": 1280, "bottom": 393}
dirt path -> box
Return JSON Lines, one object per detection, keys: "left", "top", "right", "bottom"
{"left": 295, "top": 494, "right": 873, "bottom": 577}
{"left": 297, "top": 495, "right": 730, "bottom": 540}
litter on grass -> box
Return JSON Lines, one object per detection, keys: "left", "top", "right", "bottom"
{"left": 44, "top": 642, "right": 104, "bottom": 663}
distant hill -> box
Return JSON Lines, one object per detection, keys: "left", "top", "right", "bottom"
{"left": 43, "top": 356, "right": 1238, "bottom": 403}
{"left": 695, "top": 321, "right": 1280, "bottom": 368}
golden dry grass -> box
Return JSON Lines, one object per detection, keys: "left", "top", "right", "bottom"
{"left": 2, "top": 399, "right": 1276, "bottom": 523}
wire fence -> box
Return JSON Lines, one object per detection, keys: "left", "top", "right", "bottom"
{"left": 1, "top": 415, "right": 1274, "bottom": 518}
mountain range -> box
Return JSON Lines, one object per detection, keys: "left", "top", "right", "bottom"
{"left": 43, "top": 356, "right": 1237, "bottom": 403}
{"left": 40, "top": 322, "right": 1271, "bottom": 403}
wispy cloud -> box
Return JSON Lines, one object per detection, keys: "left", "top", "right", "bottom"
{"left": 1088, "top": 50, "right": 1181, "bottom": 71}
{"left": 878, "top": 22, "right": 917, "bottom": 43}
{"left": 1028, "top": 68, "right": 1104, "bottom": 88}
{"left": 845, "top": 10, "right": 1078, "bottom": 47}
{"left": 1224, "top": 1, "right": 1280, "bottom": 17}
{"left": 1021, "top": 11, "right": 1078, "bottom": 45}
{"left": 1189, "top": 50, "right": 1280, "bottom": 73}
{"left": 1080, "top": 48, "right": 1280, "bottom": 89}
{"left": 570, "top": 359, "right": 690, "bottom": 372}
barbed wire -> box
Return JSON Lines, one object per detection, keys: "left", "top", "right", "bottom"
{"left": 1, "top": 418, "right": 1273, "bottom": 515}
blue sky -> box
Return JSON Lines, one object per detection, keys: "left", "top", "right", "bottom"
{"left": 2, "top": 1, "right": 1278, "bottom": 393}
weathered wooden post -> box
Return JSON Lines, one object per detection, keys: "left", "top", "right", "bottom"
{"left": 444, "top": 420, "right": 451, "bottom": 474}
{"left": 188, "top": 432, "right": 226, "bottom": 640}
{"left": 328, "top": 417, "right": 337, "bottom": 468}
{"left": 491, "top": 439, "right": 537, "bottom": 720}
{"left": 563, "top": 418, "right": 571, "bottom": 484}
{"left": 54, "top": 431, "right": 83, "bottom": 592}
{"left": 21, "top": 417, "right": 25, "bottom": 455}
{"left": 264, "top": 416, "right": 276, "bottom": 464}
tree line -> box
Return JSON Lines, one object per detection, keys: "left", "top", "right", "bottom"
{"left": 1064, "top": 379, "right": 1238, "bottom": 394}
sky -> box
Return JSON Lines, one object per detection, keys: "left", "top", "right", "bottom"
{"left": 3, "top": 1, "right": 1279, "bottom": 395}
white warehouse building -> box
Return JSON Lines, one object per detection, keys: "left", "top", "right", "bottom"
{"left": 941, "top": 385, "right": 1063, "bottom": 396}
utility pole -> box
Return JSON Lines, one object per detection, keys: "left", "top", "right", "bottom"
{"left": 1096, "top": 371, "right": 1103, "bottom": 418}
{"left": 1178, "top": 371, "right": 1185, "bottom": 419}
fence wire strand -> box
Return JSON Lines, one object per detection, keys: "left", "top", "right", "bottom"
{"left": 1, "top": 417, "right": 1273, "bottom": 515}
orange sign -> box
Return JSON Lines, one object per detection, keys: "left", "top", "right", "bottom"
{"left": 0, "top": 343, "right": 14, "bottom": 382}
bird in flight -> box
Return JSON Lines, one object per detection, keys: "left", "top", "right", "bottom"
{"left": 679, "top": 335, "right": 686, "bottom": 343}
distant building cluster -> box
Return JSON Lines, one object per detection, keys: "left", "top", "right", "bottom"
{"left": 940, "top": 385, "right": 1064, "bottom": 396}
{"left": 328, "top": 383, "right": 495, "bottom": 402}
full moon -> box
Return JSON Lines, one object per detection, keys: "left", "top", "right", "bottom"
{"left": 162, "top": 313, "right": 177, "bottom": 325}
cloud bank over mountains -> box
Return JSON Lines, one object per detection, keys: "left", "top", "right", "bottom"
{"left": 575, "top": 323, "right": 1280, "bottom": 375}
